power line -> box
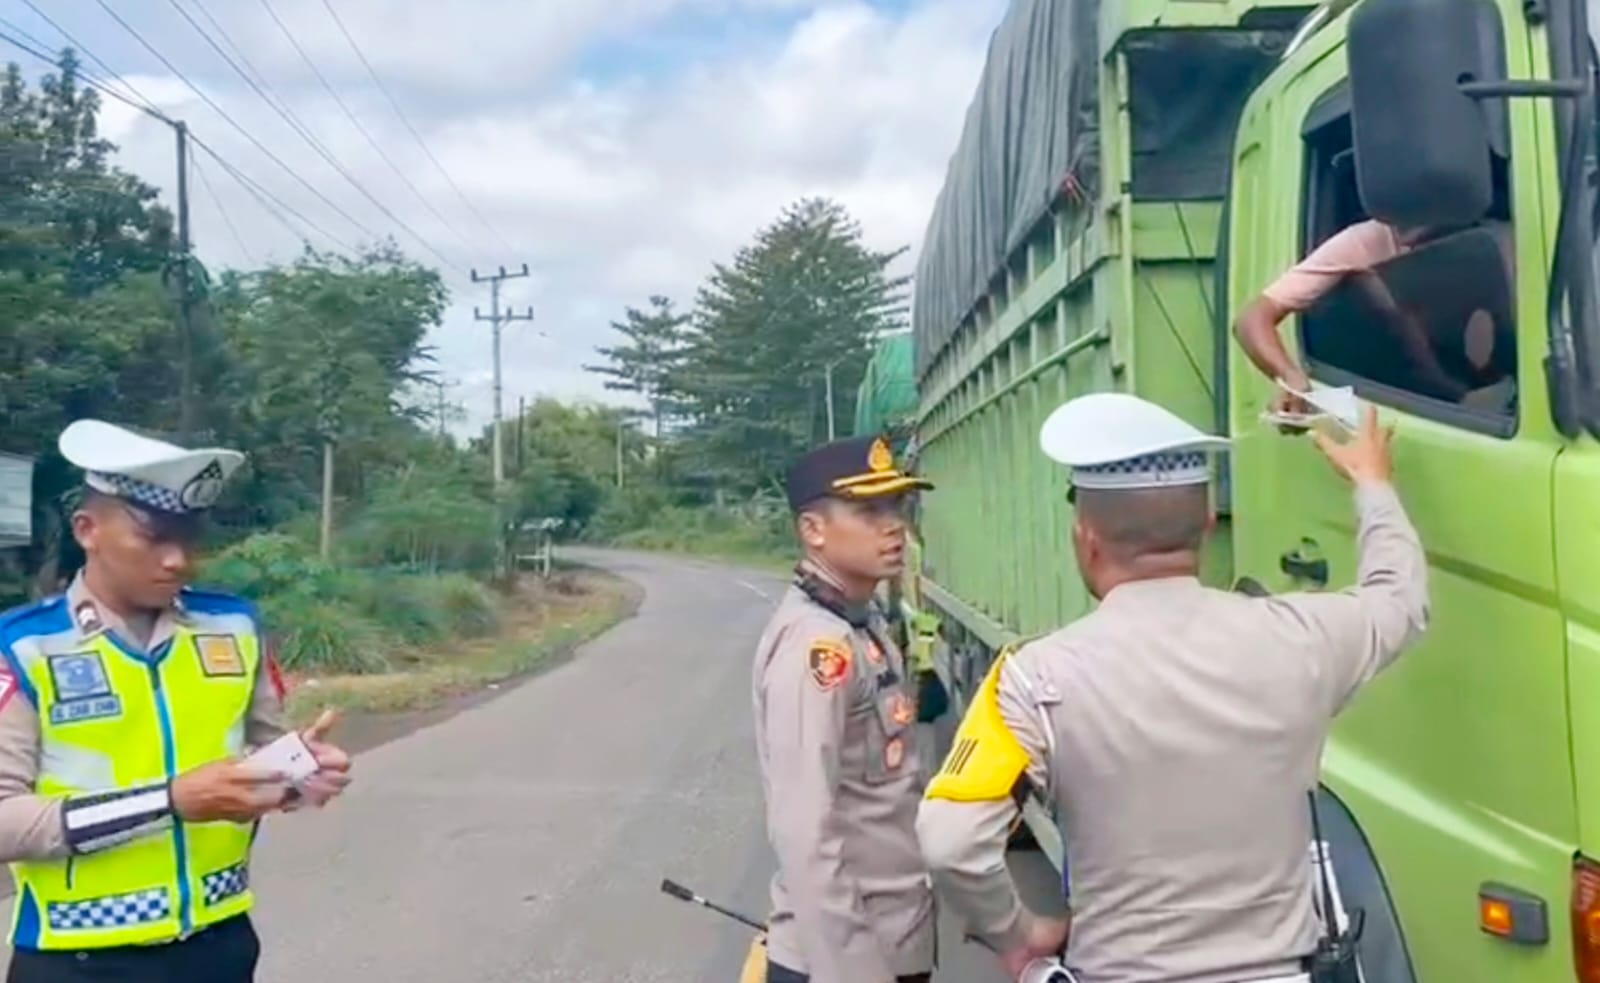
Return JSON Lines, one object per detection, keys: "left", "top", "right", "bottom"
{"left": 189, "top": 132, "right": 356, "bottom": 254}
{"left": 92, "top": 0, "right": 384, "bottom": 245}
{"left": 166, "top": 0, "right": 467, "bottom": 275}
{"left": 189, "top": 146, "right": 254, "bottom": 266}
{"left": 316, "top": 0, "right": 518, "bottom": 256}
{"left": 0, "top": 25, "right": 347, "bottom": 258}
{"left": 0, "top": 25, "right": 347, "bottom": 256}
{"left": 17, "top": 0, "right": 160, "bottom": 113}
{"left": 172, "top": 0, "right": 350, "bottom": 253}
{"left": 0, "top": 27, "right": 163, "bottom": 121}
{"left": 0, "top": 13, "right": 55, "bottom": 58}
{"left": 254, "top": 0, "right": 478, "bottom": 257}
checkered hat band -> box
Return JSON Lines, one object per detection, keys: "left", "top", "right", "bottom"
{"left": 47, "top": 887, "right": 171, "bottom": 931}
{"left": 87, "top": 472, "right": 187, "bottom": 514}
{"left": 1071, "top": 450, "right": 1211, "bottom": 490}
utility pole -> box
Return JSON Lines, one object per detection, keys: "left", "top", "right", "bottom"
{"left": 824, "top": 359, "right": 839, "bottom": 441}
{"left": 516, "top": 395, "right": 525, "bottom": 475}
{"left": 96, "top": 98, "right": 194, "bottom": 437}
{"left": 175, "top": 122, "right": 195, "bottom": 440}
{"left": 432, "top": 378, "right": 459, "bottom": 439}
{"left": 471, "top": 265, "right": 533, "bottom": 487}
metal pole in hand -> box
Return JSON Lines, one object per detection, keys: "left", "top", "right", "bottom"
{"left": 659, "top": 879, "right": 767, "bottom": 933}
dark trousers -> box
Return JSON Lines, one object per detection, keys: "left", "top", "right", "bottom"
{"left": 767, "top": 961, "right": 930, "bottom": 983}
{"left": 7, "top": 915, "right": 260, "bottom": 983}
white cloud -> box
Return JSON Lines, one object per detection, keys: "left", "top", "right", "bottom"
{"left": 24, "top": 0, "right": 1003, "bottom": 433}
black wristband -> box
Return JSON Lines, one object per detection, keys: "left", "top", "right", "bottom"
{"left": 62, "top": 783, "right": 174, "bottom": 855}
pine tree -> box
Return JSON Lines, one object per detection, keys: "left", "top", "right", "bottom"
{"left": 673, "top": 197, "right": 910, "bottom": 492}
{"left": 582, "top": 295, "right": 690, "bottom": 439}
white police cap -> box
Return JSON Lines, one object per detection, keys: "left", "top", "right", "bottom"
{"left": 59, "top": 420, "right": 245, "bottom": 515}
{"left": 1039, "top": 393, "right": 1229, "bottom": 491}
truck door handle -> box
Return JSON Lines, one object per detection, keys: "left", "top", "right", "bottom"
{"left": 1280, "top": 546, "right": 1329, "bottom": 587}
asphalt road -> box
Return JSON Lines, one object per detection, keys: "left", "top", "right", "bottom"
{"left": 0, "top": 550, "right": 1060, "bottom": 981}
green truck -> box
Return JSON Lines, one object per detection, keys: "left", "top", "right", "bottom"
{"left": 853, "top": 331, "right": 917, "bottom": 441}
{"left": 907, "top": 0, "right": 1600, "bottom": 978}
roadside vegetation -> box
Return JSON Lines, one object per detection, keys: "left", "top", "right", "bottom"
{"left": 280, "top": 568, "right": 640, "bottom": 725}
{"left": 2, "top": 53, "right": 906, "bottom": 701}
{"left": 0, "top": 56, "right": 636, "bottom": 710}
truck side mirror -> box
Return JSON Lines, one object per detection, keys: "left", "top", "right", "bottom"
{"left": 1347, "top": 0, "right": 1507, "bottom": 231}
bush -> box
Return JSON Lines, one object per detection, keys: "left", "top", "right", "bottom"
{"left": 201, "top": 530, "right": 502, "bottom": 676}
{"left": 431, "top": 573, "right": 499, "bottom": 637}
{"left": 185, "top": 457, "right": 518, "bottom": 677}
{"left": 338, "top": 467, "right": 497, "bottom": 574}
{"left": 201, "top": 532, "right": 333, "bottom": 598}
{"left": 327, "top": 571, "right": 499, "bottom": 647}
{"left": 257, "top": 594, "right": 390, "bottom": 675}
{"left": 584, "top": 484, "right": 676, "bottom": 542}
{"left": 328, "top": 571, "right": 451, "bottom": 647}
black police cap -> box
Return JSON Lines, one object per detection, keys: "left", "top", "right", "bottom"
{"left": 785, "top": 435, "right": 934, "bottom": 512}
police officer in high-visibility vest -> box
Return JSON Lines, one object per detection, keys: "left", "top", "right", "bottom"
{"left": 0, "top": 421, "right": 353, "bottom": 982}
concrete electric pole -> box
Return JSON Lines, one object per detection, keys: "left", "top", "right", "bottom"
{"left": 471, "top": 265, "right": 533, "bottom": 487}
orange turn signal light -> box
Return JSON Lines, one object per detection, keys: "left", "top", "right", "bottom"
{"left": 1574, "top": 858, "right": 1600, "bottom": 982}
{"left": 1481, "top": 897, "right": 1514, "bottom": 937}
{"left": 1479, "top": 882, "right": 1547, "bottom": 946}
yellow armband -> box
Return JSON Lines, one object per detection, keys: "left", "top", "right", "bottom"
{"left": 924, "top": 644, "right": 1032, "bottom": 803}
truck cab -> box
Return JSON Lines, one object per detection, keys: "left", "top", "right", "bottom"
{"left": 1226, "top": 0, "right": 1600, "bottom": 977}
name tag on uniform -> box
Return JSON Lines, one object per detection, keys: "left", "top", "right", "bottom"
{"left": 46, "top": 653, "right": 122, "bottom": 726}
{"left": 196, "top": 635, "right": 245, "bottom": 677}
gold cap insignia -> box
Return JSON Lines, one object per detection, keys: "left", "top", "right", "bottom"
{"left": 868, "top": 438, "right": 894, "bottom": 473}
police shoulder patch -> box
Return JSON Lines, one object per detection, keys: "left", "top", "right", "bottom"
{"left": 195, "top": 634, "right": 245, "bottom": 677}
{"left": 925, "top": 644, "right": 1032, "bottom": 803}
{"left": 807, "top": 639, "right": 852, "bottom": 692}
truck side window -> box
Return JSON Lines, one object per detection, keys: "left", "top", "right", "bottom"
{"left": 1297, "top": 105, "right": 1518, "bottom": 433}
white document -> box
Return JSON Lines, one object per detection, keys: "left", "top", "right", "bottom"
{"left": 1261, "top": 380, "right": 1362, "bottom": 433}
{"left": 245, "top": 731, "right": 320, "bottom": 785}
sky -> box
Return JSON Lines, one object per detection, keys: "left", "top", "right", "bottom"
{"left": 0, "top": 0, "right": 1004, "bottom": 434}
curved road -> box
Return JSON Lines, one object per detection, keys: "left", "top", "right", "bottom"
{"left": 2, "top": 551, "right": 1055, "bottom": 981}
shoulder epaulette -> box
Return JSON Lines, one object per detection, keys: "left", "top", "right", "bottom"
{"left": 0, "top": 595, "right": 68, "bottom": 638}
{"left": 178, "top": 586, "right": 257, "bottom": 618}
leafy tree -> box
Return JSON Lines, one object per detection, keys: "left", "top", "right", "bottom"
{"left": 0, "top": 52, "right": 181, "bottom": 591}
{"left": 0, "top": 52, "right": 172, "bottom": 296}
{"left": 497, "top": 400, "right": 648, "bottom": 533}
{"left": 215, "top": 248, "right": 447, "bottom": 552}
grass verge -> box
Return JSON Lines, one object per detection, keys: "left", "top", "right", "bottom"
{"left": 283, "top": 567, "right": 641, "bottom": 726}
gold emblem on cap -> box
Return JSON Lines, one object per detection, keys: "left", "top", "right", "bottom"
{"left": 868, "top": 438, "right": 894, "bottom": 473}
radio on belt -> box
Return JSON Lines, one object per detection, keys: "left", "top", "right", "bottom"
{"left": 245, "top": 731, "right": 320, "bottom": 786}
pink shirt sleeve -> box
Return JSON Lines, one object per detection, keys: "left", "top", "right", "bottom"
{"left": 1263, "top": 220, "right": 1404, "bottom": 312}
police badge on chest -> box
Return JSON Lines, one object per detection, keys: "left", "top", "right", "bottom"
{"left": 46, "top": 652, "right": 122, "bottom": 725}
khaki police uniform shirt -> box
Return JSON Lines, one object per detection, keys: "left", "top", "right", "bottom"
{"left": 918, "top": 482, "right": 1429, "bottom": 983}
{"left": 0, "top": 574, "right": 287, "bottom": 862}
{"left": 753, "top": 567, "right": 936, "bottom": 983}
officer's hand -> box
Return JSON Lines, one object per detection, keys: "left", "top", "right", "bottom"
{"left": 1312, "top": 404, "right": 1394, "bottom": 487}
{"left": 296, "top": 709, "right": 352, "bottom": 809}
{"left": 171, "top": 760, "right": 288, "bottom": 823}
{"left": 1000, "top": 912, "right": 1071, "bottom": 978}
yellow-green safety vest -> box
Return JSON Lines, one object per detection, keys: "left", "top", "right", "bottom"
{"left": 0, "top": 588, "right": 264, "bottom": 950}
